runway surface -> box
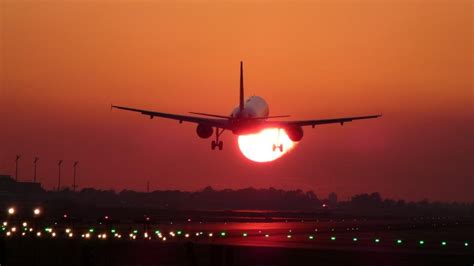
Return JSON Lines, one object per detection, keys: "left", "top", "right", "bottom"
{"left": 4, "top": 216, "right": 472, "bottom": 253}
{"left": 2, "top": 217, "right": 473, "bottom": 265}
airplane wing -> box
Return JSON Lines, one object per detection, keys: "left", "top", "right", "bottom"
{"left": 266, "top": 114, "right": 382, "bottom": 128}
{"left": 111, "top": 105, "right": 231, "bottom": 129}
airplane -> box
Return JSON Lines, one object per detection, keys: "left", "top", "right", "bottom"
{"left": 112, "top": 62, "right": 381, "bottom": 151}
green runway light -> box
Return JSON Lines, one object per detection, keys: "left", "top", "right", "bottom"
{"left": 464, "top": 242, "right": 469, "bottom": 247}
{"left": 374, "top": 238, "right": 380, "bottom": 243}
{"left": 308, "top": 235, "right": 314, "bottom": 240}
{"left": 220, "top": 232, "right": 226, "bottom": 237}
{"left": 419, "top": 240, "right": 425, "bottom": 245}
{"left": 242, "top": 233, "right": 248, "bottom": 237}
{"left": 396, "top": 239, "right": 402, "bottom": 245}
{"left": 352, "top": 237, "right": 358, "bottom": 242}
{"left": 441, "top": 241, "right": 447, "bottom": 246}
{"left": 1, "top": 227, "right": 5, "bottom": 231}
{"left": 330, "top": 236, "right": 336, "bottom": 241}
{"left": 45, "top": 228, "right": 52, "bottom": 232}
{"left": 155, "top": 230, "right": 160, "bottom": 234}
{"left": 111, "top": 229, "right": 116, "bottom": 233}
{"left": 89, "top": 228, "right": 94, "bottom": 233}
{"left": 177, "top": 231, "right": 182, "bottom": 235}
{"left": 133, "top": 230, "right": 138, "bottom": 234}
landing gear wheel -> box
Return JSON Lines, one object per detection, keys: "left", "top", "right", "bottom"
{"left": 273, "top": 129, "right": 283, "bottom": 152}
{"left": 272, "top": 144, "right": 283, "bottom": 152}
{"left": 211, "top": 128, "right": 225, "bottom": 151}
{"left": 211, "top": 141, "right": 216, "bottom": 150}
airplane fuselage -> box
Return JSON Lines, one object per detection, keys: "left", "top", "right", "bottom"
{"left": 230, "top": 96, "right": 270, "bottom": 135}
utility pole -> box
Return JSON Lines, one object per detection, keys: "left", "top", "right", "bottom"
{"left": 15, "top": 155, "right": 20, "bottom": 181}
{"left": 57, "top": 160, "right": 63, "bottom": 192}
{"left": 33, "top": 157, "right": 39, "bottom": 182}
{"left": 73, "top": 161, "right": 78, "bottom": 192}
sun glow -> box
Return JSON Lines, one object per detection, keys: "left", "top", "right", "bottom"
{"left": 238, "top": 128, "right": 297, "bottom": 162}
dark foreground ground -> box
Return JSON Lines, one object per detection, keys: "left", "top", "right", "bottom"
{"left": 2, "top": 238, "right": 472, "bottom": 266}
{"left": 1, "top": 218, "right": 473, "bottom": 266}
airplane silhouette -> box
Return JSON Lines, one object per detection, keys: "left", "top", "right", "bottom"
{"left": 112, "top": 62, "right": 381, "bottom": 151}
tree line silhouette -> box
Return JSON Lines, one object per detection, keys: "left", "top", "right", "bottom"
{"left": 5, "top": 186, "right": 471, "bottom": 218}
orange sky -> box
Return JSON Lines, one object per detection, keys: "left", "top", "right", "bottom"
{"left": 1, "top": 0, "right": 472, "bottom": 201}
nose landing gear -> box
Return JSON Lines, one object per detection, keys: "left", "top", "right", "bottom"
{"left": 211, "top": 128, "right": 225, "bottom": 150}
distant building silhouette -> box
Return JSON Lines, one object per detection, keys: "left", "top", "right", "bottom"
{"left": 0, "top": 174, "right": 44, "bottom": 201}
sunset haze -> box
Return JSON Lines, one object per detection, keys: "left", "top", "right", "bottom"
{"left": 1, "top": 0, "right": 472, "bottom": 201}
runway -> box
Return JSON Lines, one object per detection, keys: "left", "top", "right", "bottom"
{"left": 4, "top": 216, "right": 472, "bottom": 252}
{"left": 2, "top": 216, "right": 473, "bottom": 265}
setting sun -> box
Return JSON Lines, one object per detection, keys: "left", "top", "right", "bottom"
{"left": 237, "top": 128, "right": 297, "bottom": 163}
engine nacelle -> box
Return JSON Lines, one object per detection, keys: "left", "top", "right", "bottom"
{"left": 286, "top": 126, "right": 304, "bottom": 142}
{"left": 196, "top": 124, "right": 213, "bottom": 139}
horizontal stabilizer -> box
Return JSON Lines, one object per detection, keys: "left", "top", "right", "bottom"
{"left": 189, "top": 112, "right": 232, "bottom": 119}
{"left": 190, "top": 112, "right": 290, "bottom": 120}
{"left": 254, "top": 115, "right": 291, "bottom": 119}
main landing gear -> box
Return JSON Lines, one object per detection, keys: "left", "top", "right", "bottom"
{"left": 211, "top": 141, "right": 223, "bottom": 150}
{"left": 211, "top": 128, "right": 225, "bottom": 150}
{"left": 272, "top": 128, "right": 283, "bottom": 152}
{"left": 272, "top": 144, "right": 283, "bottom": 152}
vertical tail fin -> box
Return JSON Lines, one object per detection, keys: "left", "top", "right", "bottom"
{"left": 239, "top": 61, "right": 244, "bottom": 111}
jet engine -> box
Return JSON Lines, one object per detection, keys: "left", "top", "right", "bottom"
{"left": 286, "top": 126, "right": 304, "bottom": 142}
{"left": 196, "top": 124, "right": 213, "bottom": 139}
